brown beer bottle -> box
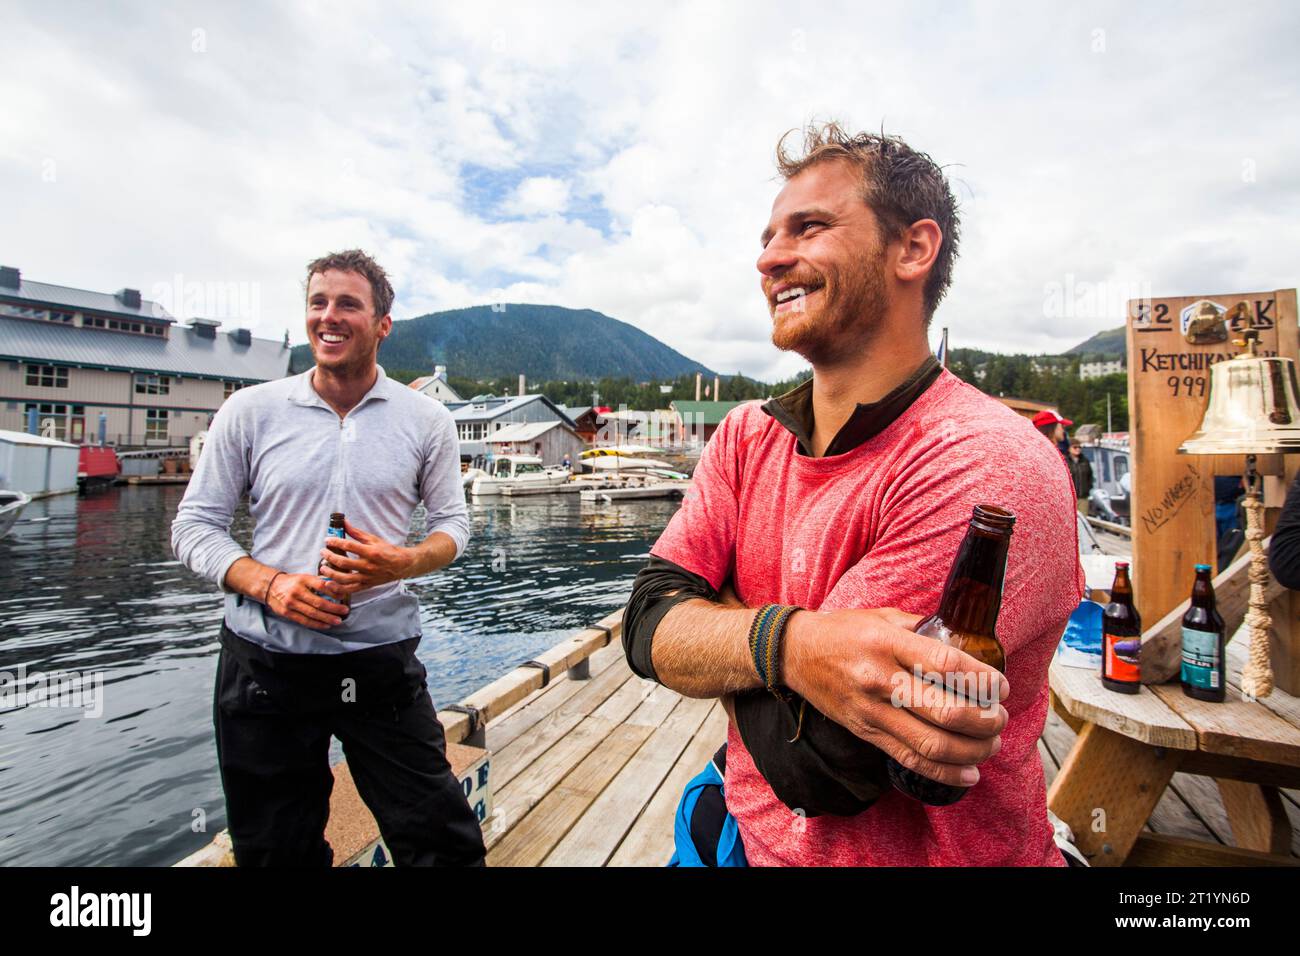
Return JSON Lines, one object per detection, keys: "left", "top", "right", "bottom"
{"left": 1101, "top": 561, "right": 1140, "bottom": 693}
{"left": 885, "top": 504, "right": 1013, "bottom": 806}
{"left": 1180, "top": 564, "right": 1225, "bottom": 702}
{"left": 319, "top": 511, "right": 351, "bottom": 608}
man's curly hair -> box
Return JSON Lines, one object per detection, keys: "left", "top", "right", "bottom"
{"left": 305, "top": 249, "right": 395, "bottom": 318}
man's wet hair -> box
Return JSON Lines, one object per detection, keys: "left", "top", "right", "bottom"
{"left": 305, "top": 249, "right": 395, "bottom": 318}
{"left": 776, "top": 121, "right": 961, "bottom": 323}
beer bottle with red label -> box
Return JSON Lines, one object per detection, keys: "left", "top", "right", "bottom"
{"left": 1101, "top": 561, "right": 1140, "bottom": 694}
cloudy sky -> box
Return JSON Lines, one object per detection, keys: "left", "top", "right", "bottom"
{"left": 3, "top": 1, "right": 1298, "bottom": 381}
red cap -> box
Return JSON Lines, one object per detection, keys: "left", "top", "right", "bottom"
{"left": 1031, "top": 410, "right": 1073, "bottom": 428}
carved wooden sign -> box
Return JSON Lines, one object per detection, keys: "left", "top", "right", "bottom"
{"left": 1126, "top": 289, "right": 1298, "bottom": 630}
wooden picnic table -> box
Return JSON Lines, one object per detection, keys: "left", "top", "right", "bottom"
{"left": 1047, "top": 636, "right": 1300, "bottom": 866}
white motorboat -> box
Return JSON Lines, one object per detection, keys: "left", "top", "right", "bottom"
{"left": 0, "top": 490, "right": 31, "bottom": 539}
{"left": 469, "top": 455, "right": 571, "bottom": 496}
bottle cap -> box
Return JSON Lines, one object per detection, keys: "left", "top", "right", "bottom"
{"left": 1114, "top": 561, "right": 1129, "bottom": 569}
{"left": 1194, "top": 563, "right": 1211, "bottom": 572}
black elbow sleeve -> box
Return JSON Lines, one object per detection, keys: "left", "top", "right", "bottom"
{"left": 622, "top": 558, "right": 718, "bottom": 683}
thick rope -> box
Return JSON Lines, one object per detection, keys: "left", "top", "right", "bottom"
{"left": 1241, "top": 494, "right": 1274, "bottom": 699}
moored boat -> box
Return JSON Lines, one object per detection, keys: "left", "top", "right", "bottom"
{"left": 0, "top": 489, "right": 31, "bottom": 538}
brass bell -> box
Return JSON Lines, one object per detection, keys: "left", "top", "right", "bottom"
{"left": 1178, "top": 328, "right": 1300, "bottom": 455}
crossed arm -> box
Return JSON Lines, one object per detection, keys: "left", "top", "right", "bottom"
{"left": 625, "top": 558, "right": 1008, "bottom": 789}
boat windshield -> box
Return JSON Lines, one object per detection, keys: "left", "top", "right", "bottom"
{"left": 515, "top": 463, "right": 544, "bottom": 475}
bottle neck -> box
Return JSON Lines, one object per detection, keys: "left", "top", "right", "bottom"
{"left": 1191, "top": 573, "right": 1215, "bottom": 609}
{"left": 937, "top": 527, "right": 1011, "bottom": 635}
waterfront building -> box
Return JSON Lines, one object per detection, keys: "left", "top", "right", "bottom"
{"left": 0, "top": 265, "right": 290, "bottom": 446}
{"left": 446, "top": 393, "right": 577, "bottom": 466}
{"left": 669, "top": 399, "right": 746, "bottom": 446}
{"left": 1080, "top": 359, "right": 1125, "bottom": 380}
{"left": 409, "top": 364, "right": 462, "bottom": 402}
{"left": 485, "top": 420, "right": 585, "bottom": 467}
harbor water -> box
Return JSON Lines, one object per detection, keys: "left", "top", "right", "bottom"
{"left": 0, "top": 484, "right": 678, "bottom": 866}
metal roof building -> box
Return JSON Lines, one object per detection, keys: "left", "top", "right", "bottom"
{"left": 0, "top": 315, "right": 290, "bottom": 383}
{"left": 0, "top": 264, "right": 291, "bottom": 447}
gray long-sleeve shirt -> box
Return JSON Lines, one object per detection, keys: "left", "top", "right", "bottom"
{"left": 171, "top": 365, "right": 469, "bottom": 654}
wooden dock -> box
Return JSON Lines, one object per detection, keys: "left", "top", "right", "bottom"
{"left": 481, "top": 636, "right": 721, "bottom": 866}
{"left": 179, "top": 600, "right": 1299, "bottom": 866}
{"left": 480, "top": 636, "right": 1300, "bottom": 865}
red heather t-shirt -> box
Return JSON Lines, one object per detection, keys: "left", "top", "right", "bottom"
{"left": 651, "top": 370, "right": 1085, "bottom": 866}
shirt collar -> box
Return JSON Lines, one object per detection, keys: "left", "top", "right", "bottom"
{"left": 760, "top": 355, "right": 943, "bottom": 457}
{"left": 289, "top": 365, "right": 393, "bottom": 410}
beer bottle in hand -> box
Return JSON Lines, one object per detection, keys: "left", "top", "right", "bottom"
{"left": 886, "top": 504, "right": 1014, "bottom": 806}
{"left": 1180, "top": 563, "right": 1225, "bottom": 702}
{"left": 318, "top": 511, "right": 351, "bottom": 608}
{"left": 1101, "top": 561, "right": 1140, "bottom": 694}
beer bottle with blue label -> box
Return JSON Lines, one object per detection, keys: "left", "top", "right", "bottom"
{"left": 1180, "top": 564, "right": 1225, "bottom": 702}
{"left": 318, "top": 512, "right": 351, "bottom": 608}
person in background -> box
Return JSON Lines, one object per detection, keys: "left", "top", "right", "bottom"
{"left": 562, "top": 452, "right": 572, "bottom": 472}
{"left": 1066, "top": 440, "right": 1093, "bottom": 514}
{"left": 1268, "top": 472, "right": 1300, "bottom": 588}
{"left": 1032, "top": 410, "right": 1072, "bottom": 458}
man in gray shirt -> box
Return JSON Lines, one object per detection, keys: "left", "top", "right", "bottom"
{"left": 172, "top": 249, "right": 485, "bottom": 866}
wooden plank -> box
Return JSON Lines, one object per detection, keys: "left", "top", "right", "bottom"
{"left": 490, "top": 656, "right": 635, "bottom": 790}
{"left": 1050, "top": 689, "right": 1084, "bottom": 734}
{"left": 1047, "top": 722, "right": 1183, "bottom": 866}
{"left": 1216, "top": 780, "right": 1293, "bottom": 854}
{"left": 1178, "top": 749, "right": 1300, "bottom": 788}
{"left": 1226, "top": 636, "right": 1300, "bottom": 730}
{"left": 1166, "top": 773, "right": 1234, "bottom": 842}
{"left": 623, "top": 681, "right": 685, "bottom": 729}
{"left": 1280, "top": 790, "right": 1300, "bottom": 856}
{"left": 1049, "top": 659, "right": 1198, "bottom": 749}
{"left": 440, "top": 610, "right": 624, "bottom": 745}
{"left": 1146, "top": 773, "right": 1228, "bottom": 844}
{"left": 1127, "top": 289, "right": 1295, "bottom": 636}
{"left": 483, "top": 714, "right": 618, "bottom": 850}
{"left": 488, "top": 723, "right": 653, "bottom": 867}
{"left": 484, "top": 672, "right": 653, "bottom": 849}
{"left": 544, "top": 694, "right": 714, "bottom": 867}
{"left": 1151, "top": 681, "right": 1300, "bottom": 766}
{"left": 1140, "top": 541, "right": 1285, "bottom": 683}
{"left": 1126, "top": 832, "right": 1299, "bottom": 867}
{"left": 608, "top": 703, "right": 728, "bottom": 867}
{"left": 486, "top": 641, "right": 626, "bottom": 753}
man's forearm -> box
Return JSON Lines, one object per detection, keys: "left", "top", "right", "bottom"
{"left": 223, "top": 556, "right": 282, "bottom": 603}
{"left": 650, "top": 597, "right": 764, "bottom": 698}
{"left": 405, "top": 530, "right": 458, "bottom": 578}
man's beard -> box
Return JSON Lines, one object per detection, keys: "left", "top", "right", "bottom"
{"left": 770, "top": 249, "right": 890, "bottom": 366}
{"left": 311, "top": 336, "right": 376, "bottom": 378}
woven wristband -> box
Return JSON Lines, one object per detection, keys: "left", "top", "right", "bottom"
{"left": 748, "top": 603, "right": 799, "bottom": 700}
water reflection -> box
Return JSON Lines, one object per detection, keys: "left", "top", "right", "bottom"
{"left": 0, "top": 485, "right": 675, "bottom": 866}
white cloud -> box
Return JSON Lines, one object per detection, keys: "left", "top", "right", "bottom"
{"left": 2, "top": 1, "right": 1298, "bottom": 382}
{"left": 501, "top": 177, "right": 571, "bottom": 218}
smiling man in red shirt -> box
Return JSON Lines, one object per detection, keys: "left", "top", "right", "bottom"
{"left": 622, "top": 123, "right": 1084, "bottom": 865}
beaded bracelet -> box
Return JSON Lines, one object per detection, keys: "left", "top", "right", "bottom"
{"left": 747, "top": 603, "right": 799, "bottom": 700}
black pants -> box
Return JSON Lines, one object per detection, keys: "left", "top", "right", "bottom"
{"left": 213, "top": 624, "right": 486, "bottom": 867}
